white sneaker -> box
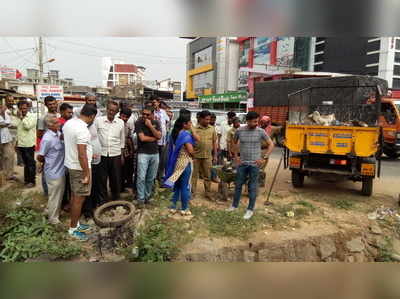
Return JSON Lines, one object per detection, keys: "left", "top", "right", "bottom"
{"left": 226, "top": 206, "right": 237, "bottom": 212}
{"left": 243, "top": 210, "right": 254, "bottom": 220}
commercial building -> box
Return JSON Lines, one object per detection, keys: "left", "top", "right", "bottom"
{"left": 102, "top": 57, "right": 145, "bottom": 88}
{"left": 236, "top": 37, "right": 313, "bottom": 96}
{"left": 310, "top": 37, "right": 400, "bottom": 89}
{"left": 24, "top": 68, "right": 74, "bottom": 87}
{"left": 186, "top": 37, "right": 239, "bottom": 100}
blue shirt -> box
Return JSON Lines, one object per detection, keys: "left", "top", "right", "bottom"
{"left": 39, "top": 130, "right": 65, "bottom": 180}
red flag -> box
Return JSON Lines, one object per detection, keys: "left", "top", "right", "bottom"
{"left": 16, "top": 69, "right": 22, "bottom": 79}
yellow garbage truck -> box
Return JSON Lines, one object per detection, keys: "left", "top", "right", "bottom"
{"left": 284, "top": 85, "right": 383, "bottom": 196}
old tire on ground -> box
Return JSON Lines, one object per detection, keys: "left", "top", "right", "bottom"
{"left": 361, "top": 177, "right": 373, "bottom": 197}
{"left": 291, "top": 170, "right": 304, "bottom": 188}
{"left": 94, "top": 200, "right": 135, "bottom": 228}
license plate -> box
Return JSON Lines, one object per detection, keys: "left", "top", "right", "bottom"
{"left": 290, "top": 157, "right": 301, "bottom": 168}
{"left": 361, "top": 163, "right": 375, "bottom": 176}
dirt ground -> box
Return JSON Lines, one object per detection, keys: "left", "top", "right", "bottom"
{"left": 6, "top": 151, "right": 400, "bottom": 262}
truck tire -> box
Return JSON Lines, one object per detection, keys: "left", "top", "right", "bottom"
{"left": 291, "top": 170, "right": 304, "bottom": 188}
{"left": 383, "top": 148, "right": 400, "bottom": 159}
{"left": 94, "top": 200, "right": 136, "bottom": 228}
{"left": 275, "top": 133, "right": 285, "bottom": 147}
{"left": 361, "top": 177, "right": 373, "bottom": 197}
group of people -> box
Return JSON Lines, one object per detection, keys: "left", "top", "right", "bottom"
{"left": 0, "top": 92, "right": 275, "bottom": 241}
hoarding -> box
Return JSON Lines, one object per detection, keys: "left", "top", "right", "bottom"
{"left": 118, "top": 74, "right": 129, "bottom": 86}
{"left": 239, "top": 40, "right": 250, "bottom": 67}
{"left": 37, "top": 85, "right": 64, "bottom": 102}
{"left": 0, "top": 67, "right": 16, "bottom": 79}
{"left": 238, "top": 68, "right": 249, "bottom": 89}
{"left": 199, "top": 91, "right": 247, "bottom": 104}
{"left": 253, "top": 37, "right": 271, "bottom": 65}
{"left": 277, "top": 37, "right": 295, "bottom": 67}
{"left": 172, "top": 81, "right": 182, "bottom": 101}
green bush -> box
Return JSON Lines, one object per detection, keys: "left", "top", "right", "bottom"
{"left": 0, "top": 208, "right": 81, "bottom": 262}
{"left": 133, "top": 214, "right": 189, "bottom": 262}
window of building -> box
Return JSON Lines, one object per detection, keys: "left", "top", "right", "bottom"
{"left": 393, "top": 78, "right": 400, "bottom": 88}
{"left": 314, "top": 64, "right": 323, "bottom": 71}
{"left": 394, "top": 65, "right": 400, "bottom": 76}
{"left": 365, "top": 53, "right": 379, "bottom": 65}
{"left": 314, "top": 53, "right": 324, "bottom": 63}
{"left": 365, "top": 65, "right": 378, "bottom": 76}
{"left": 395, "top": 52, "right": 400, "bottom": 64}
{"left": 396, "top": 39, "right": 400, "bottom": 50}
{"left": 316, "top": 37, "right": 325, "bottom": 43}
{"left": 108, "top": 74, "right": 113, "bottom": 80}
{"left": 194, "top": 46, "right": 213, "bottom": 69}
{"left": 315, "top": 43, "right": 325, "bottom": 53}
{"left": 367, "top": 40, "right": 381, "bottom": 52}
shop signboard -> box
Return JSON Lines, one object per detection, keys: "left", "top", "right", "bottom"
{"left": 172, "top": 81, "right": 182, "bottom": 101}
{"left": 37, "top": 85, "right": 64, "bottom": 102}
{"left": 199, "top": 91, "right": 247, "bottom": 104}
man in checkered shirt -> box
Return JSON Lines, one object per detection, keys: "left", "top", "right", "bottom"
{"left": 227, "top": 111, "right": 274, "bottom": 219}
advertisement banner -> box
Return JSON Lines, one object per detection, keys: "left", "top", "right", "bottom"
{"left": 37, "top": 85, "right": 64, "bottom": 102}
{"left": 172, "top": 81, "right": 182, "bottom": 101}
{"left": 253, "top": 37, "right": 271, "bottom": 65}
{"left": 239, "top": 40, "right": 250, "bottom": 67}
{"left": 0, "top": 67, "right": 16, "bottom": 79}
{"left": 199, "top": 91, "right": 247, "bottom": 104}
{"left": 277, "top": 37, "right": 295, "bottom": 67}
{"left": 238, "top": 68, "right": 249, "bottom": 89}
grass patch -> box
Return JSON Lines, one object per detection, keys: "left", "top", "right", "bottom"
{"left": 131, "top": 213, "right": 193, "bottom": 262}
{"left": 192, "top": 206, "right": 265, "bottom": 240}
{"left": 330, "top": 199, "right": 355, "bottom": 210}
{"left": 273, "top": 200, "right": 317, "bottom": 220}
{"left": 375, "top": 236, "right": 396, "bottom": 262}
{"left": 0, "top": 208, "right": 81, "bottom": 262}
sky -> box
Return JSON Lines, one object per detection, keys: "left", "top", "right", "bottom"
{"left": 0, "top": 37, "right": 189, "bottom": 87}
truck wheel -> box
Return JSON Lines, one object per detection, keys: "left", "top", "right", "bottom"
{"left": 361, "top": 177, "right": 373, "bottom": 197}
{"left": 275, "top": 133, "right": 285, "bottom": 147}
{"left": 383, "top": 148, "right": 400, "bottom": 159}
{"left": 292, "top": 170, "right": 304, "bottom": 188}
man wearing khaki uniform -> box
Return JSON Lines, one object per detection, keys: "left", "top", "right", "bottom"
{"left": 192, "top": 110, "right": 217, "bottom": 200}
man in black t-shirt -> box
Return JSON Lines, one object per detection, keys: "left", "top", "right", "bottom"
{"left": 134, "top": 107, "right": 162, "bottom": 205}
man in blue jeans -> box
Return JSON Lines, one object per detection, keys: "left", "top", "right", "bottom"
{"left": 134, "top": 107, "right": 162, "bottom": 206}
{"left": 227, "top": 111, "right": 274, "bottom": 219}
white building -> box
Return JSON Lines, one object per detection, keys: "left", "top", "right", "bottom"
{"left": 102, "top": 57, "right": 145, "bottom": 88}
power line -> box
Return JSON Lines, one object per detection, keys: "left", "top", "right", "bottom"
{"left": 46, "top": 42, "right": 184, "bottom": 65}
{"left": 2, "top": 38, "right": 36, "bottom": 66}
{"left": 52, "top": 38, "right": 185, "bottom": 60}
{"left": 0, "top": 48, "right": 35, "bottom": 55}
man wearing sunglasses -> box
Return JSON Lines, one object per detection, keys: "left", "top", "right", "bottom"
{"left": 134, "top": 107, "right": 162, "bottom": 206}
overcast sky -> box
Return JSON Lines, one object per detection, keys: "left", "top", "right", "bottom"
{"left": 0, "top": 37, "right": 189, "bottom": 87}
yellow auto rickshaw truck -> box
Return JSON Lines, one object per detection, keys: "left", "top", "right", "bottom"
{"left": 284, "top": 85, "right": 383, "bottom": 196}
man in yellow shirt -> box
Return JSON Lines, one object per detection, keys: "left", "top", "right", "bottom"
{"left": 192, "top": 110, "right": 217, "bottom": 200}
{"left": 14, "top": 100, "right": 37, "bottom": 188}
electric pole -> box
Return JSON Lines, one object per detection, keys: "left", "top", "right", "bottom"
{"left": 38, "top": 37, "right": 45, "bottom": 116}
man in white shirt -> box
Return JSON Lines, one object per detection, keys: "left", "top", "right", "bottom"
{"left": 63, "top": 104, "right": 97, "bottom": 241}
{"left": 95, "top": 101, "right": 125, "bottom": 203}
{"left": 218, "top": 111, "right": 236, "bottom": 162}
{"left": 152, "top": 97, "right": 170, "bottom": 181}
{"left": 0, "top": 103, "right": 14, "bottom": 181}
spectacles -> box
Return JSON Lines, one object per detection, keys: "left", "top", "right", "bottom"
{"left": 142, "top": 113, "right": 151, "bottom": 117}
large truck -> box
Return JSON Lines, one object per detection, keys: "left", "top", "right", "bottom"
{"left": 251, "top": 75, "right": 400, "bottom": 158}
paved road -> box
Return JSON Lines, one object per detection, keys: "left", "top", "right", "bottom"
{"left": 268, "top": 147, "right": 399, "bottom": 197}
